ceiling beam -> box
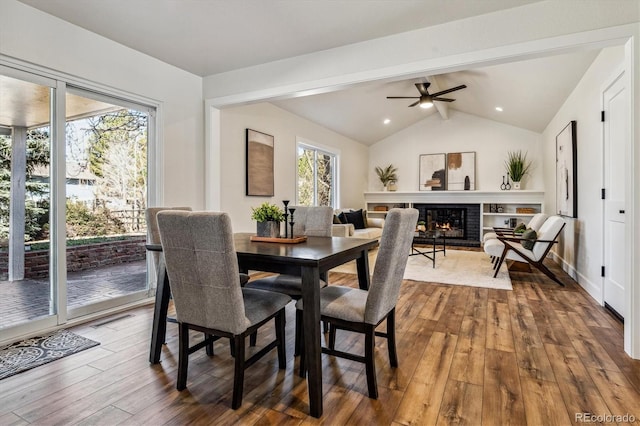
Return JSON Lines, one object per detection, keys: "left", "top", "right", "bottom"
{"left": 425, "top": 76, "right": 449, "bottom": 120}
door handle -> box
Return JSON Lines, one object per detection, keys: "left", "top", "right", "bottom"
{"left": 619, "top": 210, "right": 625, "bottom": 214}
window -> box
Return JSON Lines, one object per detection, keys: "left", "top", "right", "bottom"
{"left": 297, "top": 141, "right": 337, "bottom": 207}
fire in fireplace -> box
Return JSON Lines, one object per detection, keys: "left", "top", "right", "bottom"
{"left": 424, "top": 207, "right": 466, "bottom": 239}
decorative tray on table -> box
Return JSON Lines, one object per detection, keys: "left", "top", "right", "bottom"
{"left": 249, "top": 236, "right": 308, "bottom": 244}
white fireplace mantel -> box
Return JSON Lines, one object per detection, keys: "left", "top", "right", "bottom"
{"left": 364, "top": 190, "right": 545, "bottom": 205}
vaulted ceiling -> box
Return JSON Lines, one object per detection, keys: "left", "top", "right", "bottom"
{"left": 17, "top": 0, "right": 600, "bottom": 144}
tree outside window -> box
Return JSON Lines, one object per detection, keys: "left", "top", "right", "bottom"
{"left": 297, "top": 143, "right": 336, "bottom": 207}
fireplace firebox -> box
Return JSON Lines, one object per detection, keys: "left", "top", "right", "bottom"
{"left": 413, "top": 203, "right": 481, "bottom": 247}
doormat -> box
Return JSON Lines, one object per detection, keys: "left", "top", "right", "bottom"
{"left": 0, "top": 330, "right": 99, "bottom": 380}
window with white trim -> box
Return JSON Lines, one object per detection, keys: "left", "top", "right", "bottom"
{"left": 296, "top": 141, "right": 337, "bottom": 208}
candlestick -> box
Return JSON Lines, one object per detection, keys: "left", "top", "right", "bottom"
{"left": 282, "top": 200, "right": 290, "bottom": 238}
{"left": 288, "top": 208, "right": 296, "bottom": 239}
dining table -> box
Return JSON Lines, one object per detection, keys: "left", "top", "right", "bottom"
{"left": 147, "top": 233, "right": 378, "bottom": 418}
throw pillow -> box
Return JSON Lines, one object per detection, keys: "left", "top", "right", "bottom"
{"left": 343, "top": 210, "right": 366, "bottom": 230}
{"left": 337, "top": 212, "right": 348, "bottom": 224}
{"left": 356, "top": 209, "right": 369, "bottom": 229}
{"left": 333, "top": 214, "right": 342, "bottom": 224}
{"left": 521, "top": 229, "right": 537, "bottom": 250}
{"left": 514, "top": 222, "right": 526, "bottom": 233}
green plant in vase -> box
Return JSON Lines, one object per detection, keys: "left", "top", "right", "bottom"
{"left": 251, "top": 202, "right": 284, "bottom": 237}
{"left": 375, "top": 164, "right": 398, "bottom": 191}
{"left": 505, "top": 150, "right": 531, "bottom": 190}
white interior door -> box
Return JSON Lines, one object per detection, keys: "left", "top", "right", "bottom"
{"left": 602, "top": 70, "right": 628, "bottom": 319}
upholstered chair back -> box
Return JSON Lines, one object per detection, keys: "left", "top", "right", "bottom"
{"left": 528, "top": 213, "right": 549, "bottom": 232}
{"left": 365, "top": 208, "right": 419, "bottom": 324}
{"left": 146, "top": 206, "right": 192, "bottom": 269}
{"left": 532, "top": 215, "right": 565, "bottom": 260}
{"left": 290, "top": 206, "right": 333, "bottom": 237}
{"left": 157, "top": 211, "right": 249, "bottom": 335}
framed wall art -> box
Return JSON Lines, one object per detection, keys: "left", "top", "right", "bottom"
{"left": 246, "top": 128, "right": 274, "bottom": 196}
{"left": 556, "top": 120, "right": 577, "bottom": 217}
{"left": 419, "top": 153, "right": 446, "bottom": 191}
{"left": 447, "top": 151, "right": 475, "bottom": 190}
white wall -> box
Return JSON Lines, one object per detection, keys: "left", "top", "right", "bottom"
{"left": 369, "top": 110, "right": 543, "bottom": 192}
{"left": 220, "top": 103, "right": 368, "bottom": 232}
{"left": 0, "top": 0, "right": 204, "bottom": 208}
{"left": 542, "top": 46, "right": 625, "bottom": 299}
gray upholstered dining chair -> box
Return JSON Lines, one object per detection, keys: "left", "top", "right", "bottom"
{"left": 147, "top": 206, "right": 249, "bottom": 287}
{"left": 157, "top": 210, "right": 291, "bottom": 409}
{"left": 296, "top": 207, "right": 418, "bottom": 399}
{"left": 245, "top": 205, "right": 333, "bottom": 354}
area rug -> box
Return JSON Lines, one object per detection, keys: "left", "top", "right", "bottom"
{"left": 0, "top": 330, "right": 100, "bottom": 380}
{"left": 331, "top": 249, "right": 512, "bottom": 290}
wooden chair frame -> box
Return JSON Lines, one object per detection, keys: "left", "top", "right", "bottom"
{"left": 297, "top": 307, "right": 397, "bottom": 399}
{"left": 177, "top": 308, "right": 287, "bottom": 409}
{"left": 494, "top": 222, "right": 566, "bottom": 286}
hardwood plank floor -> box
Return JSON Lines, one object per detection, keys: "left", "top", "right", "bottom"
{"left": 2, "top": 259, "right": 640, "bottom": 425}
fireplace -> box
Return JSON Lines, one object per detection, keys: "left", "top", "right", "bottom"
{"left": 414, "top": 203, "right": 481, "bottom": 247}
{"left": 424, "top": 207, "right": 466, "bottom": 238}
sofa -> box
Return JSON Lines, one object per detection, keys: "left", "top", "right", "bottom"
{"left": 331, "top": 208, "right": 384, "bottom": 239}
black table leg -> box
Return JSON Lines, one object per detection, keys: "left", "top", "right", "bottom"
{"left": 355, "top": 249, "right": 371, "bottom": 290}
{"left": 301, "top": 265, "right": 322, "bottom": 418}
{"left": 149, "top": 256, "right": 171, "bottom": 364}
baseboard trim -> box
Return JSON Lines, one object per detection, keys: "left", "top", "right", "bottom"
{"left": 548, "top": 252, "right": 602, "bottom": 304}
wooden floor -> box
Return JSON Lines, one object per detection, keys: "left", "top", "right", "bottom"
{"left": 2, "top": 260, "right": 640, "bottom": 425}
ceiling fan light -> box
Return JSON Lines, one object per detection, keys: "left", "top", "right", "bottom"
{"left": 420, "top": 100, "right": 433, "bottom": 109}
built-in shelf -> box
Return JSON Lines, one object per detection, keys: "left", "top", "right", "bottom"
{"left": 364, "top": 190, "right": 544, "bottom": 238}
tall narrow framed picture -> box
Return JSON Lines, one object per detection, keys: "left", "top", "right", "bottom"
{"left": 447, "top": 151, "right": 475, "bottom": 190}
{"left": 556, "top": 120, "right": 577, "bottom": 217}
{"left": 419, "top": 153, "right": 446, "bottom": 191}
{"left": 246, "top": 129, "right": 274, "bottom": 196}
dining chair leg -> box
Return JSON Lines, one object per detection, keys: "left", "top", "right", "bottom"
{"left": 387, "top": 309, "right": 398, "bottom": 367}
{"left": 328, "top": 322, "right": 337, "bottom": 350}
{"left": 249, "top": 331, "right": 257, "bottom": 347}
{"left": 205, "top": 333, "right": 214, "bottom": 356}
{"left": 177, "top": 323, "right": 189, "bottom": 390}
{"left": 298, "top": 323, "right": 306, "bottom": 378}
{"left": 275, "top": 310, "right": 287, "bottom": 369}
{"left": 364, "top": 324, "right": 378, "bottom": 399}
{"left": 232, "top": 335, "right": 245, "bottom": 409}
{"left": 294, "top": 309, "right": 303, "bottom": 357}
{"left": 323, "top": 321, "right": 329, "bottom": 333}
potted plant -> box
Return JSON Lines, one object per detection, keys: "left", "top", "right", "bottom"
{"left": 251, "top": 202, "right": 284, "bottom": 237}
{"left": 416, "top": 220, "right": 426, "bottom": 232}
{"left": 375, "top": 164, "right": 398, "bottom": 191}
{"left": 505, "top": 150, "right": 531, "bottom": 190}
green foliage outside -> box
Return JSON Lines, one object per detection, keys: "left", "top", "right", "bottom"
{"left": 0, "top": 109, "right": 148, "bottom": 248}
{"left": 0, "top": 131, "right": 50, "bottom": 243}
{"left": 65, "top": 200, "right": 125, "bottom": 238}
{"left": 297, "top": 147, "right": 333, "bottom": 207}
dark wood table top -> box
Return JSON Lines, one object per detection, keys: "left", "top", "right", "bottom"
{"left": 233, "top": 232, "right": 378, "bottom": 274}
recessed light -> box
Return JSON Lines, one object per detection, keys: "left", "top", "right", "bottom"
{"left": 495, "top": 106, "right": 503, "bottom": 112}
{"left": 383, "top": 118, "right": 391, "bottom": 124}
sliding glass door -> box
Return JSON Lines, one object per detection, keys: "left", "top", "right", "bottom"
{"left": 0, "top": 71, "right": 56, "bottom": 334}
{"left": 0, "top": 65, "right": 156, "bottom": 341}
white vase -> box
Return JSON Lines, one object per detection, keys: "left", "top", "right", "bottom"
{"left": 512, "top": 181, "right": 521, "bottom": 190}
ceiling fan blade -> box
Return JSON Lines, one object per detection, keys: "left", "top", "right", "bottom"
{"left": 415, "top": 82, "right": 431, "bottom": 95}
{"left": 430, "top": 84, "right": 467, "bottom": 97}
{"left": 408, "top": 101, "right": 420, "bottom": 107}
{"left": 432, "top": 97, "right": 455, "bottom": 102}
{"left": 387, "top": 96, "right": 420, "bottom": 99}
